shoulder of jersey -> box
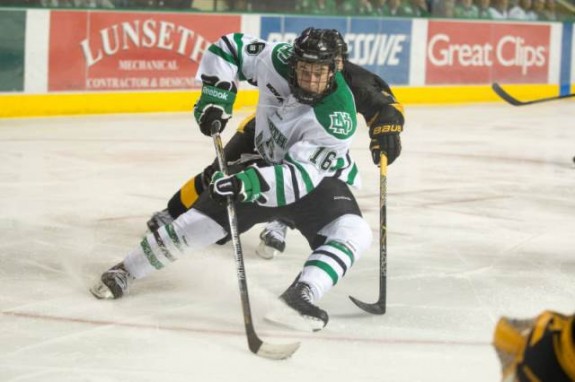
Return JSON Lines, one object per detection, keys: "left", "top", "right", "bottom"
{"left": 268, "top": 42, "right": 293, "bottom": 81}
{"left": 312, "top": 72, "right": 357, "bottom": 140}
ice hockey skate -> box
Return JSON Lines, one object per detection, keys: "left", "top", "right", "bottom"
{"left": 146, "top": 208, "right": 174, "bottom": 232}
{"left": 266, "top": 278, "right": 329, "bottom": 332}
{"left": 90, "top": 262, "right": 134, "bottom": 300}
{"left": 255, "top": 220, "right": 287, "bottom": 259}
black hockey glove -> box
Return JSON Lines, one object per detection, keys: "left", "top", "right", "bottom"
{"left": 200, "top": 163, "right": 217, "bottom": 190}
{"left": 370, "top": 135, "right": 401, "bottom": 165}
{"left": 368, "top": 103, "right": 404, "bottom": 165}
{"left": 209, "top": 167, "right": 269, "bottom": 205}
{"left": 194, "top": 75, "right": 237, "bottom": 136}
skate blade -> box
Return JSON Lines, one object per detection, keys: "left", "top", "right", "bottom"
{"left": 264, "top": 304, "right": 324, "bottom": 332}
{"left": 255, "top": 242, "right": 278, "bottom": 260}
{"left": 89, "top": 281, "right": 114, "bottom": 300}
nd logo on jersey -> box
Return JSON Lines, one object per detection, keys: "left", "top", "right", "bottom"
{"left": 329, "top": 112, "right": 353, "bottom": 136}
{"left": 276, "top": 44, "right": 292, "bottom": 64}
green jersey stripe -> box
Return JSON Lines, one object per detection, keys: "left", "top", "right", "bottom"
{"left": 285, "top": 154, "right": 314, "bottom": 193}
{"left": 332, "top": 157, "right": 346, "bottom": 170}
{"left": 274, "top": 165, "right": 286, "bottom": 206}
{"left": 305, "top": 260, "right": 339, "bottom": 285}
{"left": 347, "top": 163, "right": 358, "bottom": 185}
{"left": 153, "top": 230, "right": 176, "bottom": 262}
{"left": 326, "top": 241, "right": 355, "bottom": 265}
{"left": 232, "top": 33, "right": 246, "bottom": 81}
{"left": 141, "top": 237, "right": 164, "bottom": 270}
{"left": 313, "top": 249, "right": 348, "bottom": 275}
{"left": 165, "top": 224, "right": 183, "bottom": 252}
{"left": 208, "top": 44, "right": 237, "bottom": 67}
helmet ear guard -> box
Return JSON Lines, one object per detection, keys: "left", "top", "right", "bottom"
{"left": 289, "top": 28, "right": 339, "bottom": 105}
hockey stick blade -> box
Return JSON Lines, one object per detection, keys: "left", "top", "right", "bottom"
{"left": 250, "top": 337, "right": 301, "bottom": 360}
{"left": 348, "top": 296, "right": 386, "bottom": 315}
{"left": 492, "top": 83, "right": 575, "bottom": 106}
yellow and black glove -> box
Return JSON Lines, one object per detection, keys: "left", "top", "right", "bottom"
{"left": 368, "top": 103, "right": 404, "bottom": 165}
{"left": 493, "top": 311, "right": 575, "bottom": 382}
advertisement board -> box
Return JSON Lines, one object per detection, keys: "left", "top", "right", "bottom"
{"left": 560, "top": 22, "right": 573, "bottom": 94}
{"left": 48, "top": 11, "right": 241, "bottom": 92}
{"left": 426, "top": 20, "right": 551, "bottom": 84}
{"left": 261, "top": 16, "right": 412, "bottom": 85}
{"left": 0, "top": 10, "right": 26, "bottom": 92}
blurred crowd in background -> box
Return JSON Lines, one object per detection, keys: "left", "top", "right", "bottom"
{"left": 0, "top": 0, "right": 573, "bottom": 21}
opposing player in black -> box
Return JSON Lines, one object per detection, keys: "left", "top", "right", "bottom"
{"left": 147, "top": 29, "right": 405, "bottom": 258}
{"left": 493, "top": 310, "right": 575, "bottom": 381}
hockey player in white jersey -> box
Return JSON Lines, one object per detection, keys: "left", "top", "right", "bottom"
{"left": 90, "top": 28, "right": 372, "bottom": 331}
{"left": 146, "top": 29, "right": 404, "bottom": 259}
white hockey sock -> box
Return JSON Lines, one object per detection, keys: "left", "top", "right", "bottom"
{"left": 125, "top": 209, "right": 227, "bottom": 279}
{"left": 299, "top": 214, "right": 372, "bottom": 301}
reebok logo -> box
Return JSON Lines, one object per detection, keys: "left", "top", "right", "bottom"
{"left": 334, "top": 196, "right": 352, "bottom": 201}
{"left": 203, "top": 87, "right": 229, "bottom": 101}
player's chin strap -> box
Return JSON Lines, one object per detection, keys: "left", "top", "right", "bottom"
{"left": 348, "top": 152, "right": 388, "bottom": 315}
{"left": 210, "top": 121, "right": 300, "bottom": 360}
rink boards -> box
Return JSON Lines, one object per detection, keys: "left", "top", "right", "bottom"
{"left": 0, "top": 8, "right": 573, "bottom": 117}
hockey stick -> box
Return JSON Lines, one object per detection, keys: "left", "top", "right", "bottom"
{"left": 211, "top": 121, "right": 300, "bottom": 360}
{"left": 492, "top": 83, "right": 575, "bottom": 106}
{"left": 348, "top": 153, "right": 387, "bottom": 315}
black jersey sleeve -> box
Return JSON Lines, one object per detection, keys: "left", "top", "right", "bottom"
{"left": 341, "top": 60, "right": 398, "bottom": 123}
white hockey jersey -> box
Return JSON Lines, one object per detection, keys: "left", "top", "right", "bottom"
{"left": 196, "top": 33, "right": 360, "bottom": 207}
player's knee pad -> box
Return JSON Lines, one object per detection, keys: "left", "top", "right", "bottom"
{"left": 172, "top": 209, "right": 228, "bottom": 250}
{"left": 317, "top": 214, "right": 372, "bottom": 258}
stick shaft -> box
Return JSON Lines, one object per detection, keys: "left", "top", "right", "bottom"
{"left": 379, "top": 152, "right": 388, "bottom": 309}
{"left": 210, "top": 122, "right": 300, "bottom": 359}
{"left": 492, "top": 83, "right": 575, "bottom": 106}
{"left": 211, "top": 123, "right": 261, "bottom": 353}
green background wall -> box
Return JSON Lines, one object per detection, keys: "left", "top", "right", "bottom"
{"left": 0, "top": 10, "right": 25, "bottom": 92}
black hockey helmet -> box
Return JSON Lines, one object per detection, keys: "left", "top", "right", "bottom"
{"left": 327, "top": 29, "right": 348, "bottom": 60}
{"left": 290, "top": 27, "right": 338, "bottom": 105}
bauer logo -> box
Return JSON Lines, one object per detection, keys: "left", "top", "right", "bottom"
{"left": 261, "top": 17, "right": 411, "bottom": 85}
{"left": 426, "top": 21, "right": 550, "bottom": 84}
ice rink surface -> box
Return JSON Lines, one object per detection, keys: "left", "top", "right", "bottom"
{"left": 0, "top": 101, "right": 574, "bottom": 381}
